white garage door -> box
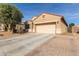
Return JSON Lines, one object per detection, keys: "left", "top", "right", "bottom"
{"left": 36, "top": 24, "right": 56, "bottom": 34}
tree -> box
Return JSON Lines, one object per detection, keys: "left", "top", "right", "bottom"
{"left": 69, "top": 23, "right": 75, "bottom": 32}
{"left": 24, "top": 21, "right": 29, "bottom": 29}
{"left": 0, "top": 4, "right": 23, "bottom": 32}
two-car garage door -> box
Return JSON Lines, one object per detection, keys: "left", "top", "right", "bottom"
{"left": 36, "top": 24, "right": 56, "bottom": 34}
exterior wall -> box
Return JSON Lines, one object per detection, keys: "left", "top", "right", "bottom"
{"left": 60, "top": 19, "right": 68, "bottom": 33}
{"left": 15, "top": 24, "right": 25, "bottom": 32}
{"left": 32, "top": 24, "right": 36, "bottom": 32}
{"left": 0, "top": 24, "right": 5, "bottom": 32}
{"left": 72, "top": 26, "right": 79, "bottom": 33}
{"left": 33, "top": 13, "right": 61, "bottom": 24}
{"left": 56, "top": 21, "right": 62, "bottom": 34}
{"left": 28, "top": 13, "right": 68, "bottom": 34}
{"left": 33, "top": 22, "right": 62, "bottom": 34}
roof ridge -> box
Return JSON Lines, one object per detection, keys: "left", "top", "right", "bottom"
{"left": 42, "top": 12, "right": 63, "bottom": 17}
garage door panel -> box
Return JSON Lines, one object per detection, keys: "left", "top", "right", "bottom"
{"left": 36, "top": 24, "right": 56, "bottom": 34}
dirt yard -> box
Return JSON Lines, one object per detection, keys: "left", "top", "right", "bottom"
{"left": 26, "top": 33, "right": 79, "bottom": 56}
{"left": 0, "top": 31, "right": 28, "bottom": 40}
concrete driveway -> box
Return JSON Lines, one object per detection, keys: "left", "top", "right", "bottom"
{"left": 26, "top": 34, "right": 79, "bottom": 56}
{"left": 0, "top": 33, "right": 54, "bottom": 56}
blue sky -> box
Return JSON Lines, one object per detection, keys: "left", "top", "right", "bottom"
{"left": 14, "top": 3, "right": 79, "bottom": 25}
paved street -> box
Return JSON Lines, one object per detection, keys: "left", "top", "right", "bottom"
{"left": 0, "top": 33, "right": 54, "bottom": 56}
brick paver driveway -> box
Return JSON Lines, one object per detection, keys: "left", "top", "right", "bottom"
{"left": 27, "top": 34, "right": 79, "bottom": 56}
{"left": 0, "top": 33, "right": 53, "bottom": 56}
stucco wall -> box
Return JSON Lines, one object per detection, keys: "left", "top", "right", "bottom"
{"left": 60, "top": 19, "right": 68, "bottom": 33}
{"left": 72, "top": 26, "right": 79, "bottom": 33}
{"left": 56, "top": 21, "right": 62, "bottom": 34}
{"left": 28, "top": 13, "right": 68, "bottom": 34}
{"left": 33, "top": 13, "right": 61, "bottom": 24}
{"left": 0, "top": 24, "right": 5, "bottom": 31}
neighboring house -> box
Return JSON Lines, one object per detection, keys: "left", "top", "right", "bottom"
{"left": 15, "top": 23, "right": 25, "bottom": 33}
{"left": 0, "top": 22, "right": 26, "bottom": 33}
{"left": 72, "top": 25, "right": 79, "bottom": 33}
{"left": 0, "top": 24, "right": 5, "bottom": 32}
{"left": 28, "top": 13, "right": 68, "bottom": 34}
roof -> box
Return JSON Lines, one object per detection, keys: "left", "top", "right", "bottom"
{"left": 61, "top": 16, "right": 68, "bottom": 26}
{"left": 43, "top": 13, "right": 63, "bottom": 17}
{"left": 32, "top": 13, "right": 63, "bottom": 21}
{"left": 31, "top": 16, "right": 37, "bottom": 20}
{"left": 31, "top": 13, "right": 68, "bottom": 26}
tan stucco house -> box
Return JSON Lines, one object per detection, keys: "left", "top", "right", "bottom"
{"left": 28, "top": 13, "right": 68, "bottom": 34}
{"left": 72, "top": 25, "right": 79, "bottom": 33}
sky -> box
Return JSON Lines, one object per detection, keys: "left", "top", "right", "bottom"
{"left": 14, "top": 3, "right": 79, "bottom": 25}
